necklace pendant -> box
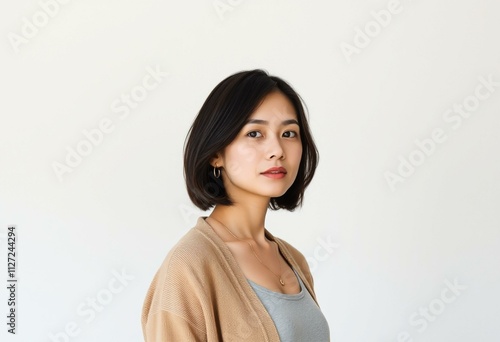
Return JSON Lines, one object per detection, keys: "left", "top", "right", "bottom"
{"left": 279, "top": 278, "right": 285, "bottom": 286}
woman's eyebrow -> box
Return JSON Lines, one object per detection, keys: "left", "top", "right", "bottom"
{"left": 245, "top": 119, "right": 299, "bottom": 126}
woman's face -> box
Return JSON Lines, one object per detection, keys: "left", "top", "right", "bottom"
{"left": 212, "top": 91, "right": 303, "bottom": 202}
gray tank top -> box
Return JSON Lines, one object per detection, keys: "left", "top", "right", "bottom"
{"left": 247, "top": 269, "right": 330, "bottom": 341}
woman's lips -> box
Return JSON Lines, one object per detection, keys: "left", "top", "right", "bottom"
{"left": 261, "top": 172, "right": 286, "bottom": 179}
{"left": 261, "top": 166, "right": 287, "bottom": 179}
{"left": 261, "top": 166, "right": 287, "bottom": 174}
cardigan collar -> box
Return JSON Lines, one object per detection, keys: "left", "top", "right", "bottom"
{"left": 195, "top": 216, "right": 317, "bottom": 305}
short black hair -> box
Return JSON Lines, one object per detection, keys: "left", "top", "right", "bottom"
{"left": 183, "top": 69, "right": 319, "bottom": 211}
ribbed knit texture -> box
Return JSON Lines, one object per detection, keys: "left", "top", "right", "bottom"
{"left": 141, "top": 216, "right": 321, "bottom": 341}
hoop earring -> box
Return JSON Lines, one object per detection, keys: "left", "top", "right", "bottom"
{"left": 213, "top": 164, "right": 221, "bottom": 178}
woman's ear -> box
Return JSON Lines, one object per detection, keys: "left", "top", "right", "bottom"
{"left": 210, "top": 154, "right": 222, "bottom": 168}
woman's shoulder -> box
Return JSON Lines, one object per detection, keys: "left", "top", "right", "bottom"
{"left": 142, "top": 218, "right": 223, "bottom": 333}
{"left": 265, "top": 230, "right": 308, "bottom": 263}
{"left": 152, "top": 217, "right": 228, "bottom": 275}
{"left": 274, "top": 236, "right": 305, "bottom": 257}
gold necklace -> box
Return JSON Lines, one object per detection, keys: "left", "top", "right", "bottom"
{"left": 210, "top": 217, "right": 285, "bottom": 286}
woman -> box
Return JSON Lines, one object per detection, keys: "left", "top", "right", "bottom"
{"left": 141, "top": 69, "right": 330, "bottom": 341}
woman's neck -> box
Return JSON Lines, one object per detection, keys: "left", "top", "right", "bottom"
{"left": 208, "top": 201, "right": 269, "bottom": 246}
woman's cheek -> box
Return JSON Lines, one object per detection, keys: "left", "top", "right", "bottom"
{"left": 235, "top": 143, "right": 259, "bottom": 166}
{"left": 225, "top": 159, "right": 243, "bottom": 177}
{"left": 222, "top": 146, "right": 251, "bottom": 178}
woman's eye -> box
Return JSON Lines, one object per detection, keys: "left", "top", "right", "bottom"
{"left": 284, "top": 131, "right": 298, "bottom": 138}
{"left": 246, "top": 131, "right": 262, "bottom": 138}
{"left": 246, "top": 131, "right": 299, "bottom": 138}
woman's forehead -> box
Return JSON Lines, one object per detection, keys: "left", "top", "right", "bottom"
{"left": 247, "top": 92, "right": 298, "bottom": 122}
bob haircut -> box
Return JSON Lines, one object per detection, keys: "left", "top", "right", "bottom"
{"left": 183, "top": 69, "right": 319, "bottom": 211}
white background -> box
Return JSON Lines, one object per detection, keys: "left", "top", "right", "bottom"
{"left": 1, "top": 0, "right": 499, "bottom": 341}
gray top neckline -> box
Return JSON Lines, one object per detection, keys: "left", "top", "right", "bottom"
{"left": 246, "top": 269, "right": 305, "bottom": 301}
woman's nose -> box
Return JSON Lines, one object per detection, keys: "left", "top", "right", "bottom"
{"left": 267, "top": 137, "right": 285, "bottom": 160}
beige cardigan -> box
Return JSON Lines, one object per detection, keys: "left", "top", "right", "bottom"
{"left": 141, "top": 216, "right": 319, "bottom": 341}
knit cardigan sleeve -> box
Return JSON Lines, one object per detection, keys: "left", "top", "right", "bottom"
{"left": 142, "top": 219, "right": 319, "bottom": 341}
{"left": 142, "top": 243, "right": 210, "bottom": 342}
{"left": 143, "top": 310, "right": 206, "bottom": 341}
